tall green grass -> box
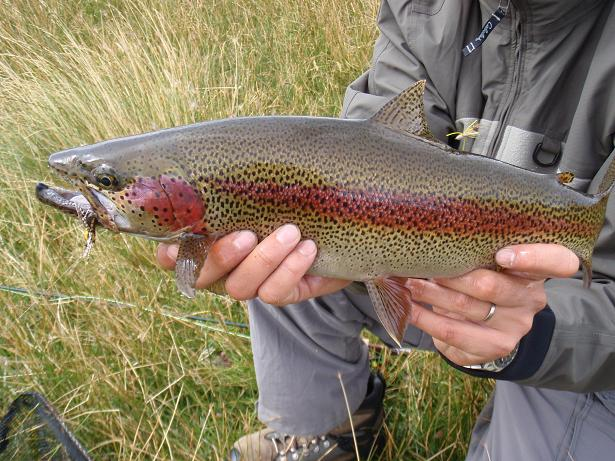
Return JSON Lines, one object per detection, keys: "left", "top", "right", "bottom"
{"left": 0, "top": 1, "right": 491, "bottom": 459}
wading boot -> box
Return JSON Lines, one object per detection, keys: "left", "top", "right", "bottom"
{"left": 228, "top": 373, "right": 385, "bottom": 461}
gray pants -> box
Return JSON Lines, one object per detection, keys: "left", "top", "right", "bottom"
{"left": 248, "top": 287, "right": 615, "bottom": 460}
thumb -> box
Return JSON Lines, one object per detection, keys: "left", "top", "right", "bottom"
{"left": 495, "top": 244, "right": 580, "bottom": 278}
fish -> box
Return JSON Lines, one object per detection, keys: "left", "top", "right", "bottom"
{"left": 36, "top": 80, "right": 614, "bottom": 345}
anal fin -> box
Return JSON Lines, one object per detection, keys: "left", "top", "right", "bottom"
{"left": 365, "top": 277, "right": 413, "bottom": 347}
{"left": 175, "top": 234, "right": 214, "bottom": 298}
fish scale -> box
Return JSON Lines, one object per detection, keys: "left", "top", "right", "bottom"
{"left": 36, "top": 80, "right": 614, "bottom": 345}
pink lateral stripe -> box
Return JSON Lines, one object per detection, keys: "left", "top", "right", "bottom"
{"left": 213, "top": 179, "right": 596, "bottom": 238}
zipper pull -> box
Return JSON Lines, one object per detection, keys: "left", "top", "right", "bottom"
{"left": 462, "top": 1, "right": 509, "bottom": 56}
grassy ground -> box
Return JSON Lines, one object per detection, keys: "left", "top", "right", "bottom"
{"left": 0, "top": 1, "right": 492, "bottom": 459}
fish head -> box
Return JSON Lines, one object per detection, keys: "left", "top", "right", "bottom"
{"left": 45, "top": 131, "right": 207, "bottom": 240}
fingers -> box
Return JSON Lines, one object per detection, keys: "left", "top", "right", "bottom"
{"left": 256, "top": 240, "right": 317, "bottom": 305}
{"left": 495, "top": 243, "right": 580, "bottom": 278}
{"left": 432, "top": 338, "right": 485, "bottom": 366}
{"left": 260, "top": 274, "right": 351, "bottom": 306}
{"left": 410, "top": 271, "right": 545, "bottom": 334}
{"left": 155, "top": 224, "right": 348, "bottom": 304}
{"left": 430, "top": 298, "right": 534, "bottom": 337}
{"left": 409, "top": 278, "right": 492, "bottom": 322}
{"left": 301, "top": 275, "right": 352, "bottom": 301}
{"left": 156, "top": 230, "right": 258, "bottom": 288}
{"left": 406, "top": 243, "right": 575, "bottom": 367}
{"left": 224, "top": 224, "right": 305, "bottom": 300}
{"left": 408, "top": 303, "right": 519, "bottom": 362}
{"left": 156, "top": 243, "right": 177, "bottom": 270}
{"left": 430, "top": 269, "right": 547, "bottom": 310}
{"left": 196, "top": 231, "right": 258, "bottom": 289}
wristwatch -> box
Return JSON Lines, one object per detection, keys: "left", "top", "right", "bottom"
{"left": 462, "top": 342, "right": 520, "bottom": 372}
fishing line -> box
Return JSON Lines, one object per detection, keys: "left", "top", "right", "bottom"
{"left": 0, "top": 285, "right": 414, "bottom": 353}
{"left": 0, "top": 284, "right": 251, "bottom": 340}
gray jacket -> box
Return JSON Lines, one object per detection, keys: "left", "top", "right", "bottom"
{"left": 342, "top": 0, "right": 615, "bottom": 393}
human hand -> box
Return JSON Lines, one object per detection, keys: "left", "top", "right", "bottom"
{"left": 406, "top": 244, "right": 580, "bottom": 366}
{"left": 156, "top": 224, "right": 350, "bottom": 305}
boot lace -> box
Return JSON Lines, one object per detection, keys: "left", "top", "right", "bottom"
{"left": 264, "top": 431, "right": 335, "bottom": 460}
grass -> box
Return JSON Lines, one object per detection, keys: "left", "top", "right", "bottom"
{"left": 0, "top": 1, "right": 492, "bottom": 459}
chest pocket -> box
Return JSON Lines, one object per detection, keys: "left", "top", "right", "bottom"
{"left": 411, "top": 0, "right": 446, "bottom": 15}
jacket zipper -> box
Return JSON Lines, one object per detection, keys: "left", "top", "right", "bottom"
{"left": 486, "top": 2, "right": 526, "bottom": 158}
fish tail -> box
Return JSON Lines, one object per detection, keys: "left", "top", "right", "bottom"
{"left": 569, "top": 242, "right": 594, "bottom": 288}
{"left": 578, "top": 181, "right": 612, "bottom": 287}
{"left": 579, "top": 256, "right": 593, "bottom": 288}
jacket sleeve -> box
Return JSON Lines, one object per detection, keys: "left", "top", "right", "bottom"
{"left": 343, "top": 1, "right": 615, "bottom": 392}
{"left": 339, "top": 0, "right": 478, "bottom": 139}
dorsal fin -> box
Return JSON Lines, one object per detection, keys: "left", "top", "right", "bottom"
{"left": 370, "top": 80, "right": 436, "bottom": 140}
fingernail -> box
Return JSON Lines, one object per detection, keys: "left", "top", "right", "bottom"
{"left": 166, "top": 244, "right": 179, "bottom": 260}
{"left": 496, "top": 248, "right": 515, "bottom": 267}
{"left": 275, "top": 224, "right": 300, "bottom": 245}
{"left": 233, "top": 230, "right": 256, "bottom": 251}
{"left": 297, "top": 240, "right": 317, "bottom": 256}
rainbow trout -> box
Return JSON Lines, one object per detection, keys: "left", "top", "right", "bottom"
{"left": 36, "top": 81, "right": 614, "bottom": 344}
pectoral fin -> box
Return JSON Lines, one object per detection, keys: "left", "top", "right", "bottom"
{"left": 365, "top": 277, "right": 413, "bottom": 347}
{"left": 175, "top": 234, "right": 213, "bottom": 298}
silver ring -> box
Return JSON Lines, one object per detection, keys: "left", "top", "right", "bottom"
{"left": 482, "top": 303, "right": 496, "bottom": 322}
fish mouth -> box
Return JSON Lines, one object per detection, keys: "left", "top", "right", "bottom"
{"left": 36, "top": 183, "right": 92, "bottom": 218}
{"left": 35, "top": 182, "right": 127, "bottom": 233}
{"left": 36, "top": 182, "right": 186, "bottom": 242}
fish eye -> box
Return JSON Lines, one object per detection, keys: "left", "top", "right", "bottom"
{"left": 92, "top": 166, "right": 119, "bottom": 190}
{"left": 97, "top": 175, "right": 115, "bottom": 188}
